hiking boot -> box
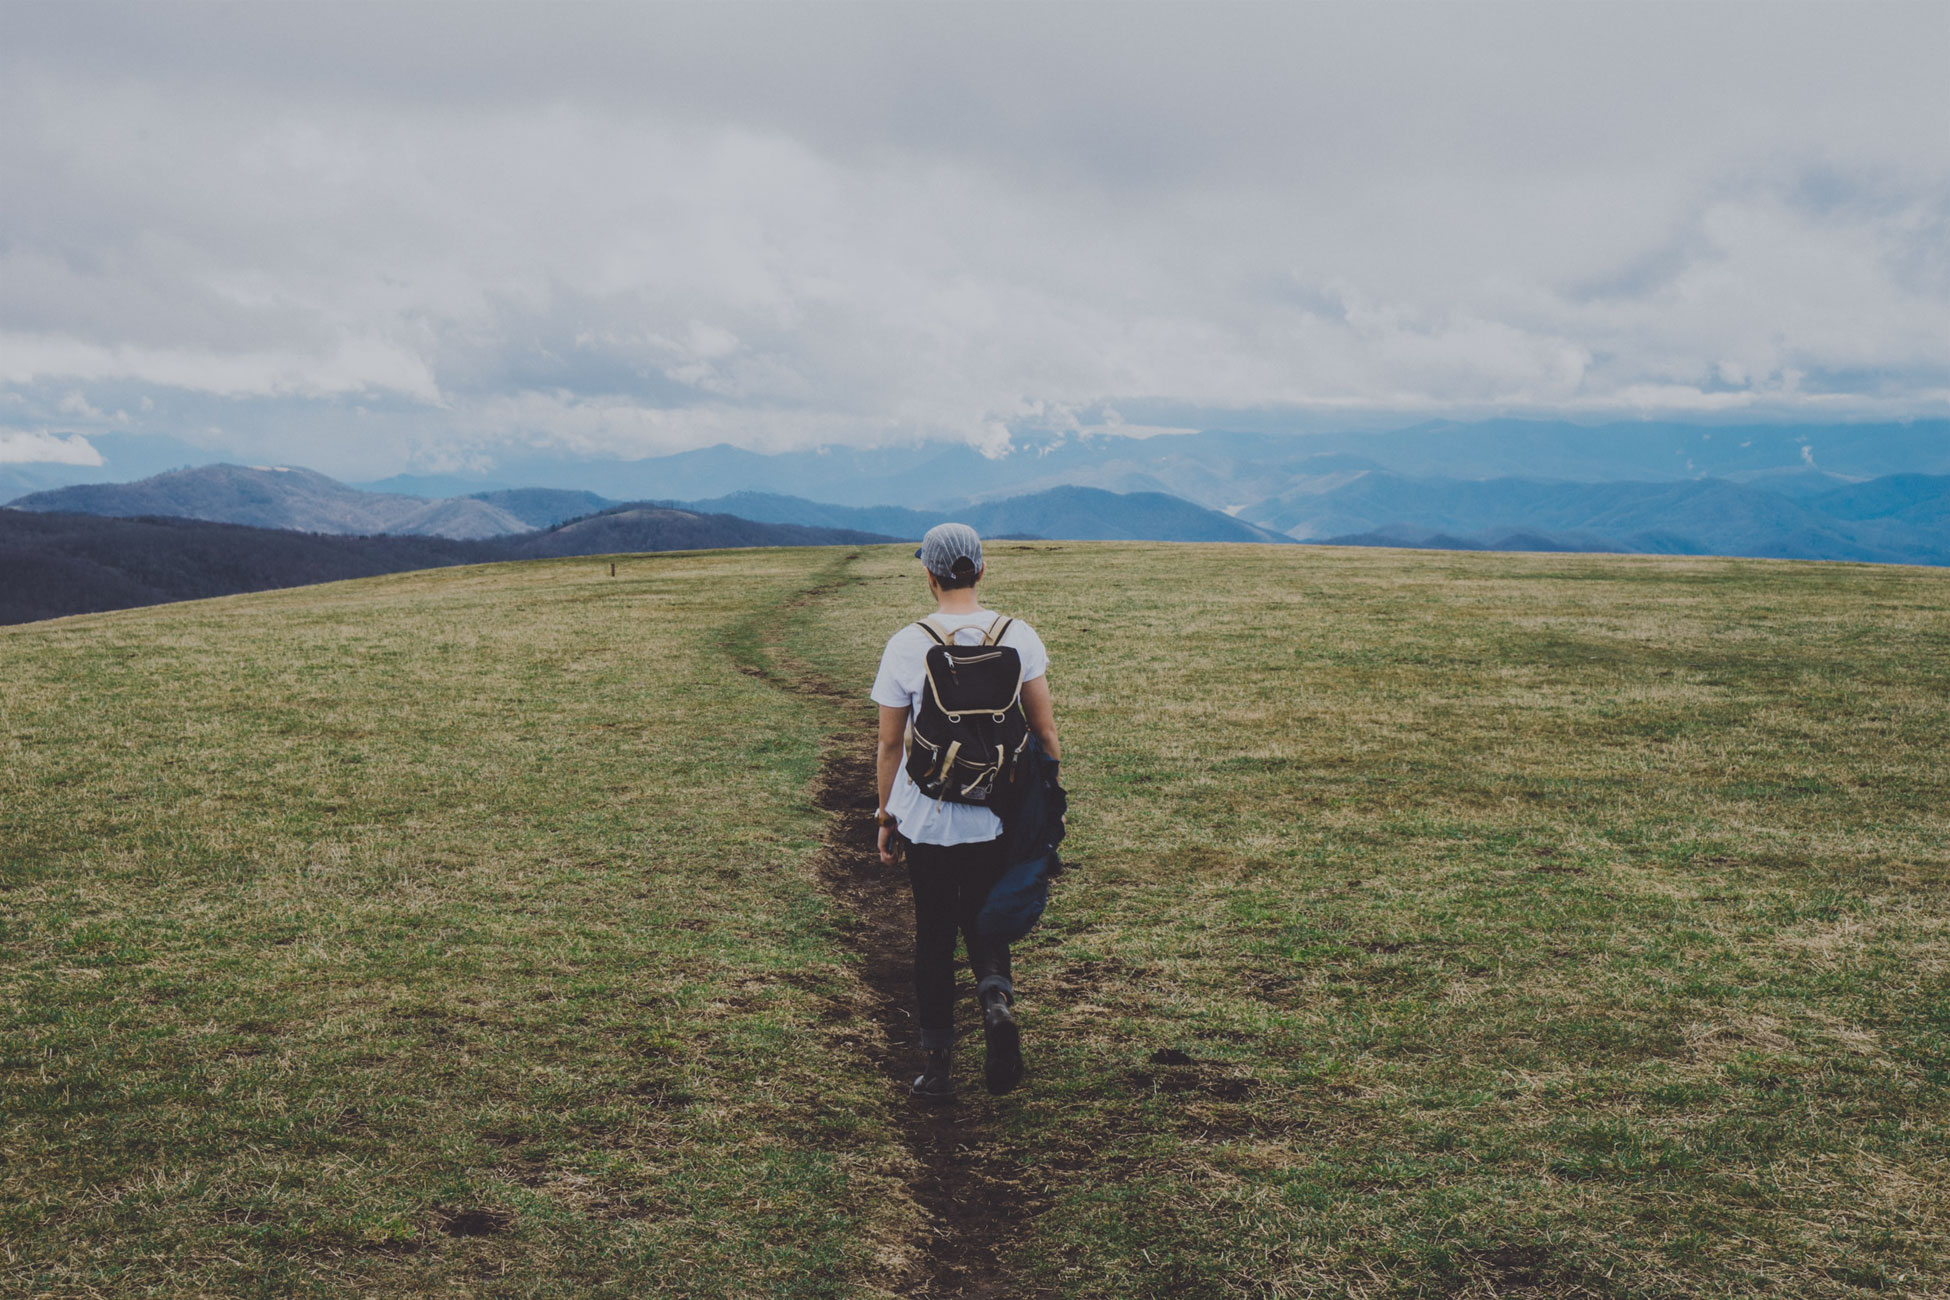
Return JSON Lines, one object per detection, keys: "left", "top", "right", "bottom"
{"left": 981, "top": 989, "right": 1023, "bottom": 1094}
{"left": 911, "top": 1047, "right": 954, "bottom": 1100}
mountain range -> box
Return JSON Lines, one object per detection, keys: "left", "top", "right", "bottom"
{"left": 10, "top": 419, "right": 1949, "bottom": 504}
{"left": 1248, "top": 473, "right": 1950, "bottom": 565}
{"left": 668, "top": 488, "right": 1292, "bottom": 544}
{"left": 6, "top": 420, "right": 1950, "bottom": 597}
{"left": 12, "top": 464, "right": 534, "bottom": 539}
{"left": 335, "top": 419, "right": 1950, "bottom": 510}
{"left": 701, "top": 473, "right": 1950, "bottom": 565}
{"left": 6, "top": 465, "right": 1290, "bottom": 545}
{"left": 506, "top": 505, "right": 892, "bottom": 557}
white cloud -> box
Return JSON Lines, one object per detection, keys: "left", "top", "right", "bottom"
{"left": 0, "top": 430, "right": 103, "bottom": 465}
{"left": 0, "top": 333, "right": 441, "bottom": 402}
{"left": 0, "top": 2, "right": 1944, "bottom": 476}
{"left": 56, "top": 390, "right": 102, "bottom": 419}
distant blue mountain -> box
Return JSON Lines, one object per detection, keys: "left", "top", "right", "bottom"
{"left": 8, "top": 462, "right": 1292, "bottom": 547}
{"left": 1246, "top": 472, "right": 1950, "bottom": 565}
{"left": 1321, "top": 528, "right": 1628, "bottom": 555}
{"left": 21, "top": 418, "right": 1950, "bottom": 513}
{"left": 1808, "top": 474, "right": 1950, "bottom": 529}
{"left": 955, "top": 486, "right": 1293, "bottom": 544}
{"left": 351, "top": 418, "right": 1950, "bottom": 510}
{"left": 12, "top": 418, "right": 1950, "bottom": 564}
{"left": 0, "top": 432, "right": 223, "bottom": 502}
{"left": 1299, "top": 419, "right": 1950, "bottom": 484}
{"left": 670, "top": 487, "right": 1292, "bottom": 544}
{"left": 670, "top": 492, "right": 944, "bottom": 537}
{"left": 10, "top": 465, "right": 532, "bottom": 540}
{"left": 360, "top": 472, "right": 517, "bottom": 498}
{"left": 467, "top": 488, "right": 618, "bottom": 528}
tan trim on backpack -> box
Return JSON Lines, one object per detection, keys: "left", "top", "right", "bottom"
{"left": 915, "top": 612, "right": 1012, "bottom": 647}
{"left": 913, "top": 610, "right": 1024, "bottom": 722}
{"left": 922, "top": 662, "right": 1023, "bottom": 721}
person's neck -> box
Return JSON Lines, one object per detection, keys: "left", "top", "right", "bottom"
{"left": 934, "top": 589, "right": 983, "bottom": 615}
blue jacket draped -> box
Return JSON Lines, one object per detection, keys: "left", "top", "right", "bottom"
{"left": 976, "top": 734, "right": 1067, "bottom": 944}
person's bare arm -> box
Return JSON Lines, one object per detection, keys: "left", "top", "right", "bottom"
{"left": 1021, "top": 675, "right": 1061, "bottom": 762}
{"left": 876, "top": 704, "right": 908, "bottom": 865}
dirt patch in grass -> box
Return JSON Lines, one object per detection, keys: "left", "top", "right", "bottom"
{"left": 1467, "top": 1242, "right": 1552, "bottom": 1290}
{"left": 808, "top": 728, "right": 1044, "bottom": 1298}
{"left": 751, "top": 554, "right": 1050, "bottom": 1299}
{"left": 439, "top": 1206, "right": 514, "bottom": 1238}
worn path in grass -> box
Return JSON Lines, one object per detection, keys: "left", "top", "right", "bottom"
{"left": 736, "top": 551, "right": 1040, "bottom": 1300}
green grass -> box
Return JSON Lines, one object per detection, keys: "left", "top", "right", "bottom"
{"left": 800, "top": 544, "right": 1950, "bottom": 1298}
{"left": 5, "top": 543, "right": 1949, "bottom": 1297}
{"left": 1, "top": 554, "right": 916, "bottom": 1298}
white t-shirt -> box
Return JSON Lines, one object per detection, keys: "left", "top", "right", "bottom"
{"left": 871, "top": 609, "right": 1049, "bottom": 846}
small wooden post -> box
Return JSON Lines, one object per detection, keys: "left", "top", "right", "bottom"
{"left": 609, "top": 562, "right": 616, "bottom": 577}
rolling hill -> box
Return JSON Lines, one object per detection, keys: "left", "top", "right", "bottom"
{"left": 465, "top": 488, "right": 619, "bottom": 528}
{"left": 10, "top": 464, "right": 531, "bottom": 540}
{"left": 1810, "top": 473, "right": 1950, "bottom": 529}
{"left": 673, "top": 486, "right": 1293, "bottom": 543}
{"left": 0, "top": 431, "right": 226, "bottom": 502}
{"left": 502, "top": 505, "right": 893, "bottom": 557}
{"left": 0, "top": 506, "right": 890, "bottom": 625}
{"left": 0, "top": 509, "right": 487, "bottom": 625}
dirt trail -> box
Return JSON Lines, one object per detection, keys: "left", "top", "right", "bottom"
{"left": 750, "top": 557, "right": 1042, "bottom": 1300}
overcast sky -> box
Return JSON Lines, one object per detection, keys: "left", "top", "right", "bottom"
{"left": 2, "top": 1, "right": 1946, "bottom": 477}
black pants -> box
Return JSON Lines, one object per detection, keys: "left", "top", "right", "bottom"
{"left": 904, "top": 836, "right": 1013, "bottom": 1051}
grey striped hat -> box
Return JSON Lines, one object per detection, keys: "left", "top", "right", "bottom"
{"left": 915, "top": 522, "right": 983, "bottom": 580}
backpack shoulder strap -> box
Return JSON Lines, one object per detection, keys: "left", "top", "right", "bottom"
{"left": 918, "top": 613, "right": 1014, "bottom": 647}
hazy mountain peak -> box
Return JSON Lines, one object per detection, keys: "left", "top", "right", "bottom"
{"left": 10, "top": 463, "right": 529, "bottom": 540}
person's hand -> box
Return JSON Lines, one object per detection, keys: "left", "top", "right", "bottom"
{"left": 877, "top": 823, "right": 898, "bottom": 866}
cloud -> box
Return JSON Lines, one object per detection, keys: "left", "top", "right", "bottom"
{"left": 56, "top": 390, "right": 103, "bottom": 419}
{"left": 0, "top": 2, "right": 1945, "bottom": 477}
{"left": 0, "top": 333, "right": 442, "bottom": 402}
{"left": 0, "top": 430, "right": 103, "bottom": 465}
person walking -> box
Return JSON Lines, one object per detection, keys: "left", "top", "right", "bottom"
{"left": 872, "top": 523, "right": 1061, "bottom": 1097}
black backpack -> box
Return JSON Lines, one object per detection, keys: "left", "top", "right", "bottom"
{"left": 904, "top": 614, "right": 1031, "bottom": 808}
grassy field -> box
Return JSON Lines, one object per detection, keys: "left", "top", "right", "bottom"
{"left": 1, "top": 555, "right": 917, "bottom": 1298}
{"left": 5, "top": 543, "right": 1949, "bottom": 1297}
